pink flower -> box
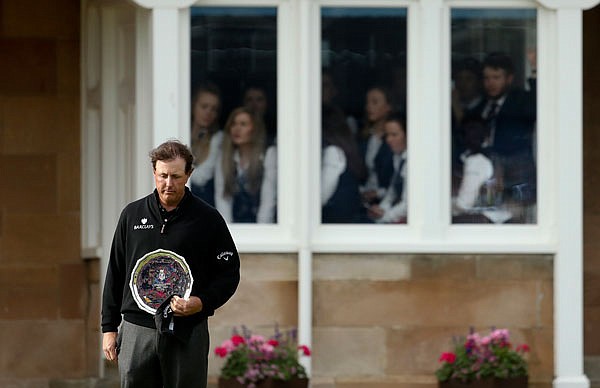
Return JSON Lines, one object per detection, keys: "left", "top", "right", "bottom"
{"left": 268, "top": 339, "right": 279, "bottom": 347}
{"left": 220, "top": 339, "right": 235, "bottom": 352}
{"left": 259, "top": 343, "right": 275, "bottom": 354}
{"left": 298, "top": 345, "right": 311, "bottom": 356}
{"left": 249, "top": 334, "right": 266, "bottom": 344}
{"left": 215, "top": 346, "right": 228, "bottom": 358}
{"left": 439, "top": 352, "right": 457, "bottom": 364}
{"left": 489, "top": 329, "right": 510, "bottom": 346}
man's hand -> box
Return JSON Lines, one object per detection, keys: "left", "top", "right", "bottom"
{"left": 103, "top": 332, "right": 118, "bottom": 362}
{"left": 170, "top": 295, "right": 203, "bottom": 316}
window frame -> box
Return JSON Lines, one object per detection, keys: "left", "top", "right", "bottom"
{"left": 182, "top": 0, "right": 556, "bottom": 254}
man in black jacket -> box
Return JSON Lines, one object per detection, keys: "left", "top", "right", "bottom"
{"left": 101, "top": 140, "right": 240, "bottom": 388}
{"left": 466, "top": 52, "right": 537, "bottom": 221}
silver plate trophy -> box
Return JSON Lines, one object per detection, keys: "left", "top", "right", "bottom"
{"left": 129, "top": 249, "right": 194, "bottom": 314}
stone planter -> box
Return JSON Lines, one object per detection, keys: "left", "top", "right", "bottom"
{"left": 218, "top": 377, "right": 309, "bottom": 388}
{"left": 439, "top": 376, "right": 528, "bottom": 388}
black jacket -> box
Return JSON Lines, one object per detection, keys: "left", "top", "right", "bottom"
{"left": 101, "top": 188, "right": 240, "bottom": 333}
{"left": 467, "top": 80, "right": 537, "bottom": 157}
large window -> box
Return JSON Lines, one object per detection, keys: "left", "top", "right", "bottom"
{"left": 190, "top": 7, "right": 278, "bottom": 224}
{"left": 320, "top": 7, "right": 407, "bottom": 224}
{"left": 450, "top": 9, "right": 537, "bottom": 224}
{"left": 179, "top": 1, "right": 553, "bottom": 252}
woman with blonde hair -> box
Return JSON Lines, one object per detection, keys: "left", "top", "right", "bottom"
{"left": 190, "top": 83, "right": 223, "bottom": 205}
{"left": 215, "top": 107, "right": 277, "bottom": 223}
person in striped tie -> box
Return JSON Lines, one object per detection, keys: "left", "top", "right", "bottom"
{"left": 367, "top": 112, "right": 408, "bottom": 224}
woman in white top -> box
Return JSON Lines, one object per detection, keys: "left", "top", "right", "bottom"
{"left": 359, "top": 86, "right": 395, "bottom": 205}
{"left": 190, "top": 83, "right": 223, "bottom": 205}
{"left": 215, "top": 107, "right": 277, "bottom": 223}
{"left": 368, "top": 113, "right": 408, "bottom": 224}
{"left": 321, "top": 105, "right": 367, "bottom": 223}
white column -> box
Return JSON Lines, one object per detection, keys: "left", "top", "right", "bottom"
{"left": 414, "top": 0, "right": 445, "bottom": 236}
{"left": 130, "top": 0, "right": 195, "bottom": 147}
{"left": 296, "top": 0, "right": 314, "bottom": 376}
{"left": 536, "top": 1, "right": 599, "bottom": 387}
{"left": 553, "top": 9, "right": 586, "bottom": 388}
{"left": 150, "top": 8, "right": 181, "bottom": 145}
{"left": 553, "top": 7, "right": 588, "bottom": 387}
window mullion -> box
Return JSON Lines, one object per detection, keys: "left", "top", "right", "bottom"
{"left": 410, "top": 0, "right": 446, "bottom": 237}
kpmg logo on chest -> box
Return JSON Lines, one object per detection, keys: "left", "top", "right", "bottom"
{"left": 133, "top": 217, "right": 154, "bottom": 230}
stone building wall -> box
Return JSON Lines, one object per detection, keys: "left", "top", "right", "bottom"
{"left": 0, "top": 0, "right": 94, "bottom": 385}
{"left": 209, "top": 254, "right": 554, "bottom": 388}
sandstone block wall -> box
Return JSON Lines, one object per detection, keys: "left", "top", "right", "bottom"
{"left": 208, "top": 254, "right": 554, "bottom": 387}
{"left": 0, "top": 0, "right": 92, "bottom": 385}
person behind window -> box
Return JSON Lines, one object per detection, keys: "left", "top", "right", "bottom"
{"left": 358, "top": 85, "right": 395, "bottom": 206}
{"left": 390, "top": 62, "right": 407, "bottom": 117}
{"left": 467, "top": 51, "right": 537, "bottom": 220}
{"left": 321, "top": 104, "right": 368, "bottom": 223}
{"left": 242, "top": 84, "right": 276, "bottom": 146}
{"left": 367, "top": 112, "right": 407, "bottom": 224}
{"left": 215, "top": 107, "right": 277, "bottom": 223}
{"left": 190, "top": 83, "right": 222, "bottom": 205}
{"left": 452, "top": 119, "right": 496, "bottom": 223}
{"left": 322, "top": 68, "right": 359, "bottom": 135}
{"left": 452, "top": 57, "right": 484, "bottom": 127}
{"left": 451, "top": 58, "right": 485, "bottom": 190}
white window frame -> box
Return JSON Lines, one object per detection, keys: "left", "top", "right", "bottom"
{"left": 186, "top": 0, "right": 301, "bottom": 252}
{"left": 186, "top": 0, "right": 557, "bottom": 254}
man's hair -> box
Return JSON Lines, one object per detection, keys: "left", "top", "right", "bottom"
{"left": 453, "top": 57, "right": 483, "bottom": 79}
{"left": 149, "top": 140, "right": 194, "bottom": 174}
{"left": 483, "top": 52, "right": 515, "bottom": 75}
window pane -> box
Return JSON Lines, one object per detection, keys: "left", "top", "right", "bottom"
{"left": 190, "top": 7, "right": 277, "bottom": 224}
{"left": 321, "top": 8, "right": 407, "bottom": 224}
{"left": 450, "top": 9, "right": 537, "bottom": 224}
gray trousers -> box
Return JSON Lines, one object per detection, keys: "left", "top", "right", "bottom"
{"left": 117, "top": 320, "right": 209, "bottom": 388}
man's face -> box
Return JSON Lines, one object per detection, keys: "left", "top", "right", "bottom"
{"left": 483, "top": 67, "right": 513, "bottom": 99}
{"left": 153, "top": 157, "right": 190, "bottom": 209}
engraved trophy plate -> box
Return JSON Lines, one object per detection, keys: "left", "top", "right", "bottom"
{"left": 129, "top": 249, "right": 194, "bottom": 314}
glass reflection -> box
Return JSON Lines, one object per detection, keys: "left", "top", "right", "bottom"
{"left": 190, "top": 7, "right": 277, "bottom": 223}
{"left": 321, "top": 7, "right": 407, "bottom": 224}
{"left": 451, "top": 9, "right": 537, "bottom": 224}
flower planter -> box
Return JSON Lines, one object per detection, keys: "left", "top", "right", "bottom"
{"left": 439, "top": 379, "right": 495, "bottom": 388}
{"left": 494, "top": 375, "right": 528, "bottom": 388}
{"left": 438, "top": 376, "right": 528, "bottom": 388}
{"left": 218, "top": 377, "right": 309, "bottom": 388}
